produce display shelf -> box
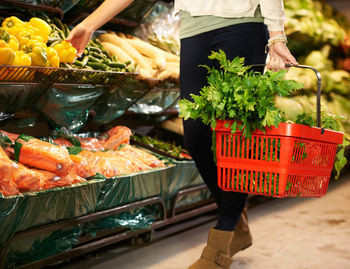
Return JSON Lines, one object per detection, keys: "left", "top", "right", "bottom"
{"left": 0, "top": 65, "right": 179, "bottom": 124}
{"left": 0, "top": 65, "right": 139, "bottom": 86}
{"left": 0, "top": 159, "right": 211, "bottom": 269}
{"left": 1, "top": 185, "right": 216, "bottom": 269}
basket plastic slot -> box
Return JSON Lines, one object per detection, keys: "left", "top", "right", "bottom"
{"left": 260, "top": 137, "right": 264, "bottom": 161}
{"left": 228, "top": 134, "right": 232, "bottom": 158}
{"left": 275, "top": 138, "right": 278, "bottom": 161}
{"left": 289, "top": 175, "right": 297, "bottom": 195}
{"left": 293, "top": 140, "right": 302, "bottom": 164}
{"left": 245, "top": 169, "right": 249, "bottom": 191}
{"left": 250, "top": 137, "right": 254, "bottom": 160}
{"left": 239, "top": 169, "right": 243, "bottom": 191}
{"left": 220, "top": 134, "right": 224, "bottom": 157}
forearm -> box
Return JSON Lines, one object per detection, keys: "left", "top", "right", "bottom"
{"left": 81, "top": 0, "right": 134, "bottom": 32}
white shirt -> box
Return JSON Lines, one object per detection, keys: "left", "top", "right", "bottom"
{"left": 174, "top": 0, "right": 286, "bottom": 31}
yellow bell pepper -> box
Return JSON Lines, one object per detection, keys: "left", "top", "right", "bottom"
{"left": 20, "top": 40, "right": 46, "bottom": 53}
{"left": 0, "top": 27, "right": 19, "bottom": 51}
{"left": 2, "top": 16, "right": 25, "bottom": 37}
{"left": 12, "top": 51, "right": 31, "bottom": 66}
{"left": 26, "top": 18, "right": 51, "bottom": 43}
{"left": 8, "top": 35, "right": 19, "bottom": 51}
{"left": 29, "top": 46, "right": 47, "bottom": 67}
{"left": 46, "top": 47, "right": 60, "bottom": 68}
{"left": 0, "top": 41, "right": 15, "bottom": 65}
{"left": 16, "top": 29, "right": 44, "bottom": 47}
{"left": 53, "top": 41, "right": 77, "bottom": 63}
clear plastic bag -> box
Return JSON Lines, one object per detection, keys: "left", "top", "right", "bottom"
{"left": 134, "top": 2, "right": 180, "bottom": 55}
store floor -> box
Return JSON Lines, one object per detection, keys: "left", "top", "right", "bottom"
{"left": 52, "top": 171, "right": 350, "bottom": 269}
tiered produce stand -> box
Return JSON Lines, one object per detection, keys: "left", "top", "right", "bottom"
{"left": 0, "top": 2, "right": 212, "bottom": 267}
{"left": 0, "top": 0, "right": 349, "bottom": 268}
{"left": 0, "top": 65, "right": 214, "bottom": 268}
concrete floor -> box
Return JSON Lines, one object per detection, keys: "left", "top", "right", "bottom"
{"left": 52, "top": 170, "right": 350, "bottom": 269}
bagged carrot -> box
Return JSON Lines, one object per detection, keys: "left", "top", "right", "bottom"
{"left": 98, "top": 126, "right": 132, "bottom": 150}
{"left": 13, "top": 163, "right": 47, "bottom": 192}
{"left": 42, "top": 169, "right": 85, "bottom": 189}
{"left": 53, "top": 138, "right": 73, "bottom": 148}
{"left": 0, "top": 147, "right": 19, "bottom": 196}
{"left": 69, "top": 149, "right": 98, "bottom": 178}
{"left": 13, "top": 163, "right": 85, "bottom": 192}
{"left": 14, "top": 134, "right": 74, "bottom": 176}
{"left": 79, "top": 137, "right": 104, "bottom": 151}
{"left": 117, "top": 144, "right": 165, "bottom": 168}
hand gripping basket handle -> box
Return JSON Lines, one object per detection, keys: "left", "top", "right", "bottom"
{"left": 251, "top": 64, "right": 322, "bottom": 128}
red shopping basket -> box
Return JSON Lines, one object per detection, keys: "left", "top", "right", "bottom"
{"left": 213, "top": 65, "right": 344, "bottom": 198}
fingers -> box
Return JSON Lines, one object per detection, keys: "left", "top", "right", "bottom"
{"left": 266, "top": 42, "right": 299, "bottom": 71}
{"left": 266, "top": 56, "right": 285, "bottom": 71}
{"left": 273, "top": 42, "right": 299, "bottom": 65}
{"left": 66, "top": 24, "right": 92, "bottom": 57}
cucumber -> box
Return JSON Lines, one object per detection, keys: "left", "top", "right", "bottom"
{"left": 81, "top": 56, "right": 89, "bottom": 66}
{"left": 91, "top": 52, "right": 107, "bottom": 60}
{"left": 87, "top": 56, "right": 102, "bottom": 63}
{"left": 54, "top": 17, "right": 65, "bottom": 31}
{"left": 89, "top": 47, "right": 103, "bottom": 54}
{"left": 63, "top": 24, "right": 70, "bottom": 38}
{"left": 108, "top": 62, "right": 126, "bottom": 69}
{"left": 73, "top": 60, "right": 84, "bottom": 68}
{"left": 86, "top": 62, "right": 108, "bottom": 71}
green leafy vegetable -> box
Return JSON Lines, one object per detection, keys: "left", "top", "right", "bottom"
{"left": 296, "top": 113, "right": 314, "bottom": 127}
{"left": 178, "top": 50, "right": 303, "bottom": 138}
{"left": 335, "top": 139, "right": 349, "bottom": 179}
{"left": 67, "top": 147, "right": 83, "bottom": 155}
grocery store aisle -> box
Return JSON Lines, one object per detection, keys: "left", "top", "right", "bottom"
{"left": 53, "top": 171, "right": 350, "bottom": 269}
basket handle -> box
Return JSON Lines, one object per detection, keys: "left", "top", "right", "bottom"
{"left": 251, "top": 64, "right": 322, "bottom": 128}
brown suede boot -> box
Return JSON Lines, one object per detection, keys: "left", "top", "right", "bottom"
{"left": 188, "top": 228, "right": 234, "bottom": 269}
{"left": 229, "top": 208, "right": 253, "bottom": 257}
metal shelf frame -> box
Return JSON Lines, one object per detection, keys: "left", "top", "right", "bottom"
{"left": 0, "top": 184, "right": 216, "bottom": 269}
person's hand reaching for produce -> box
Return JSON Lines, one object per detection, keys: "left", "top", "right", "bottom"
{"left": 66, "top": 23, "right": 93, "bottom": 57}
{"left": 266, "top": 31, "right": 298, "bottom": 71}
{"left": 66, "top": 0, "right": 134, "bottom": 57}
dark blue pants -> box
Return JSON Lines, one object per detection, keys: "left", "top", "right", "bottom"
{"left": 180, "top": 23, "right": 268, "bottom": 231}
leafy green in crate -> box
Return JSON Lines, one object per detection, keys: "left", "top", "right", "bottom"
{"left": 178, "top": 50, "right": 304, "bottom": 138}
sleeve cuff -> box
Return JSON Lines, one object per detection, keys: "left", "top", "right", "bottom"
{"left": 266, "top": 24, "right": 285, "bottom": 32}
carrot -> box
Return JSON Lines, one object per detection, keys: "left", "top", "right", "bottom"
{"left": 14, "top": 134, "right": 74, "bottom": 176}
{"left": 0, "top": 147, "right": 19, "bottom": 196}
{"left": 13, "top": 163, "right": 84, "bottom": 191}
{"left": 13, "top": 163, "right": 47, "bottom": 192}
{"left": 70, "top": 150, "right": 98, "bottom": 178}
{"left": 42, "top": 168, "right": 85, "bottom": 189}
{"left": 118, "top": 144, "right": 165, "bottom": 168}
{"left": 98, "top": 126, "right": 132, "bottom": 150}
{"left": 53, "top": 138, "right": 73, "bottom": 148}
{"left": 78, "top": 137, "right": 104, "bottom": 151}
